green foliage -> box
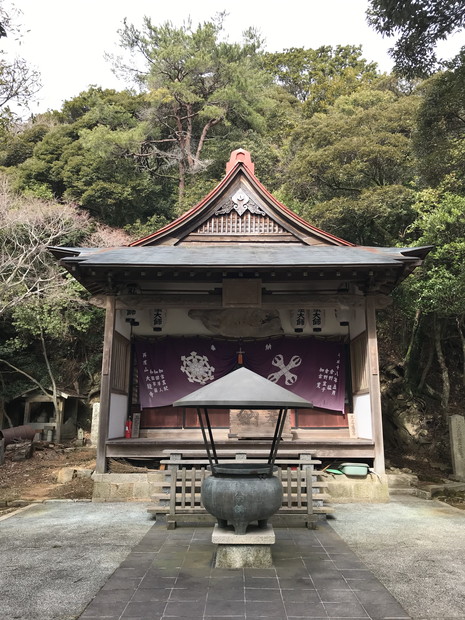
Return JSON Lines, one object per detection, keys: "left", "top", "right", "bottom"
{"left": 414, "top": 55, "right": 465, "bottom": 192}
{"left": 283, "top": 87, "right": 419, "bottom": 205}
{"left": 300, "top": 185, "right": 417, "bottom": 246}
{"left": 124, "top": 213, "right": 171, "bottom": 239}
{"left": 367, "top": 0, "right": 465, "bottom": 78}
{"left": 0, "top": 123, "right": 50, "bottom": 167}
{"left": 11, "top": 279, "right": 95, "bottom": 341}
{"left": 0, "top": 174, "right": 105, "bottom": 400}
{"left": 114, "top": 14, "right": 274, "bottom": 199}
{"left": 263, "top": 45, "right": 379, "bottom": 115}
{"left": 11, "top": 88, "right": 175, "bottom": 227}
{"left": 60, "top": 87, "right": 145, "bottom": 125}
{"left": 402, "top": 192, "right": 465, "bottom": 317}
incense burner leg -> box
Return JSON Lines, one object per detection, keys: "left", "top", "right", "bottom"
{"left": 233, "top": 521, "right": 248, "bottom": 535}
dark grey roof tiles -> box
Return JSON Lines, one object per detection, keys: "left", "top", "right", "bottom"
{"left": 50, "top": 244, "right": 428, "bottom": 268}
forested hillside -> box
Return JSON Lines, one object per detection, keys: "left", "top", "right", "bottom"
{"left": 1, "top": 4, "right": 465, "bottom": 468}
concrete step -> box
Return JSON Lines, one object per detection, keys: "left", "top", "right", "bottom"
{"left": 415, "top": 481, "right": 465, "bottom": 500}
{"left": 386, "top": 472, "right": 419, "bottom": 489}
{"left": 388, "top": 487, "right": 418, "bottom": 496}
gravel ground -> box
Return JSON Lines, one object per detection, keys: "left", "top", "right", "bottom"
{"left": 0, "top": 501, "right": 153, "bottom": 620}
{"left": 329, "top": 495, "right": 465, "bottom": 620}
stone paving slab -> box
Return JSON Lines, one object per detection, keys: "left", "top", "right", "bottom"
{"left": 79, "top": 522, "right": 410, "bottom": 620}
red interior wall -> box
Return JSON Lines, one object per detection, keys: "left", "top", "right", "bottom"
{"left": 141, "top": 407, "right": 347, "bottom": 429}
{"left": 141, "top": 407, "right": 230, "bottom": 428}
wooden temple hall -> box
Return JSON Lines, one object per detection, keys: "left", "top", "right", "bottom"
{"left": 50, "top": 150, "right": 429, "bottom": 475}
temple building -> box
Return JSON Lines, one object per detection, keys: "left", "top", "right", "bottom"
{"left": 50, "top": 149, "right": 429, "bottom": 477}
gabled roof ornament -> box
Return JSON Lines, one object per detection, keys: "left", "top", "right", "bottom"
{"left": 226, "top": 149, "right": 255, "bottom": 175}
{"left": 215, "top": 188, "right": 265, "bottom": 217}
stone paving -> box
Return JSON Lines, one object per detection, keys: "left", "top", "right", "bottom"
{"left": 79, "top": 522, "right": 410, "bottom": 620}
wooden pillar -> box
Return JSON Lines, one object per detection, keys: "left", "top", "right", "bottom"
{"left": 96, "top": 295, "right": 116, "bottom": 474}
{"left": 365, "top": 296, "right": 385, "bottom": 473}
{"left": 23, "top": 400, "right": 31, "bottom": 425}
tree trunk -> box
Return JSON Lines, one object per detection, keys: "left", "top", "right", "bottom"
{"left": 0, "top": 374, "right": 13, "bottom": 428}
{"left": 433, "top": 316, "right": 450, "bottom": 414}
{"left": 0, "top": 374, "right": 5, "bottom": 428}
{"left": 456, "top": 316, "right": 465, "bottom": 388}
{"left": 196, "top": 117, "right": 222, "bottom": 161}
{"left": 178, "top": 159, "right": 185, "bottom": 202}
{"left": 39, "top": 327, "right": 61, "bottom": 441}
{"left": 404, "top": 307, "right": 422, "bottom": 389}
{"left": 418, "top": 337, "right": 434, "bottom": 393}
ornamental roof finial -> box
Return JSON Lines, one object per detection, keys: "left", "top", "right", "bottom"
{"left": 226, "top": 149, "right": 255, "bottom": 175}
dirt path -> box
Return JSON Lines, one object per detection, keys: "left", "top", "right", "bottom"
{"left": 0, "top": 443, "right": 96, "bottom": 508}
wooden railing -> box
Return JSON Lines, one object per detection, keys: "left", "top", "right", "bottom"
{"left": 147, "top": 450, "right": 333, "bottom": 530}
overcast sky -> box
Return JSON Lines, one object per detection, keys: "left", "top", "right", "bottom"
{"left": 6, "top": 0, "right": 464, "bottom": 116}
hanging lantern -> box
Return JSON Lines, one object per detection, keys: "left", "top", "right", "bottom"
{"left": 309, "top": 308, "right": 325, "bottom": 332}
{"left": 152, "top": 308, "right": 167, "bottom": 332}
{"left": 290, "top": 309, "right": 306, "bottom": 333}
{"left": 125, "top": 309, "right": 139, "bottom": 326}
{"left": 336, "top": 306, "right": 350, "bottom": 326}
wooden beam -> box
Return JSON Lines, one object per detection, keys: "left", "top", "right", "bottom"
{"left": 365, "top": 296, "right": 385, "bottom": 474}
{"left": 182, "top": 234, "right": 298, "bottom": 243}
{"left": 96, "top": 295, "right": 116, "bottom": 473}
{"left": 90, "top": 293, "right": 373, "bottom": 310}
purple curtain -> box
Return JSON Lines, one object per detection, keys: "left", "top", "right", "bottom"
{"left": 135, "top": 337, "right": 345, "bottom": 413}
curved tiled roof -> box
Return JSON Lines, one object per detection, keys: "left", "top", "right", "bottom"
{"left": 130, "top": 150, "right": 354, "bottom": 248}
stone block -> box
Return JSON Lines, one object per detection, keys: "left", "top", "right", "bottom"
{"left": 449, "top": 415, "right": 465, "bottom": 481}
{"left": 212, "top": 524, "right": 275, "bottom": 544}
{"left": 107, "top": 473, "right": 148, "bottom": 483}
{"left": 92, "top": 482, "right": 111, "bottom": 500}
{"left": 109, "top": 483, "right": 134, "bottom": 500}
{"left": 387, "top": 472, "right": 418, "bottom": 488}
{"left": 147, "top": 471, "right": 166, "bottom": 483}
{"left": 90, "top": 402, "right": 100, "bottom": 446}
{"left": 215, "top": 545, "right": 273, "bottom": 569}
{"left": 91, "top": 473, "right": 106, "bottom": 483}
{"left": 132, "top": 482, "right": 150, "bottom": 499}
{"left": 324, "top": 473, "right": 389, "bottom": 503}
{"left": 75, "top": 468, "right": 94, "bottom": 479}
{"left": 57, "top": 468, "right": 76, "bottom": 484}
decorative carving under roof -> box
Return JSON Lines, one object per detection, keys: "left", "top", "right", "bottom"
{"left": 215, "top": 189, "right": 265, "bottom": 217}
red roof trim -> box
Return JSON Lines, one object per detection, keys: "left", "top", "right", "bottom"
{"left": 130, "top": 158, "right": 354, "bottom": 247}
{"left": 239, "top": 167, "right": 354, "bottom": 247}
{"left": 129, "top": 165, "right": 240, "bottom": 247}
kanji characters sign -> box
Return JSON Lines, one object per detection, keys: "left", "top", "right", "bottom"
{"left": 135, "top": 337, "right": 346, "bottom": 413}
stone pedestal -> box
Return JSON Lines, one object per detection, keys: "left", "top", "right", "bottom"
{"left": 90, "top": 403, "right": 100, "bottom": 447}
{"left": 212, "top": 524, "right": 275, "bottom": 569}
{"left": 449, "top": 414, "right": 465, "bottom": 481}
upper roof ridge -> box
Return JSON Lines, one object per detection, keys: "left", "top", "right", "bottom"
{"left": 225, "top": 149, "right": 255, "bottom": 175}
